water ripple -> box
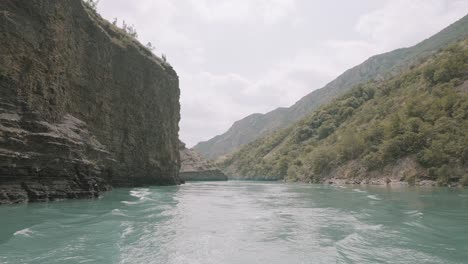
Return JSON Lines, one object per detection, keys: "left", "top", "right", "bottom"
{"left": 0, "top": 182, "right": 467, "bottom": 264}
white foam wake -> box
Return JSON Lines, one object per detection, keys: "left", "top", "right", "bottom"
{"left": 353, "top": 189, "right": 366, "bottom": 193}
{"left": 14, "top": 228, "right": 35, "bottom": 237}
{"left": 367, "top": 195, "right": 381, "bottom": 201}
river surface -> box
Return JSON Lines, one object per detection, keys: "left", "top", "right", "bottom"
{"left": 1, "top": 181, "right": 468, "bottom": 264}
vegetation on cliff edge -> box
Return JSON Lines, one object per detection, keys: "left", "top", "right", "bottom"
{"left": 82, "top": 0, "right": 170, "bottom": 65}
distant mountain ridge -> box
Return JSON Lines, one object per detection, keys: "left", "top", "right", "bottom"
{"left": 194, "top": 14, "right": 468, "bottom": 160}
{"left": 220, "top": 39, "right": 468, "bottom": 186}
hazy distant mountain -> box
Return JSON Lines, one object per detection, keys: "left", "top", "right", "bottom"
{"left": 194, "top": 14, "right": 468, "bottom": 160}
{"left": 221, "top": 38, "right": 468, "bottom": 186}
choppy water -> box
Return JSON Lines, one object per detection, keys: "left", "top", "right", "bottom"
{"left": 1, "top": 181, "right": 468, "bottom": 264}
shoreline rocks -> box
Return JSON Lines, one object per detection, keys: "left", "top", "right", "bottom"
{"left": 323, "top": 177, "right": 439, "bottom": 187}
{"left": 180, "top": 142, "right": 227, "bottom": 182}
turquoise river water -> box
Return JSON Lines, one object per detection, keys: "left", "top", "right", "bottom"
{"left": 0, "top": 181, "right": 468, "bottom": 264}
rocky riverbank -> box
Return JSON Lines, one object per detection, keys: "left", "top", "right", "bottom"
{"left": 320, "top": 157, "right": 463, "bottom": 187}
{"left": 180, "top": 142, "right": 227, "bottom": 181}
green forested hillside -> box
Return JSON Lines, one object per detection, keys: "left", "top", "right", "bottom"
{"left": 195, "top": 14, "right": 468, "bottom": 160}
{"left": 221, "top": 40, "right": 468, "bottom": 185}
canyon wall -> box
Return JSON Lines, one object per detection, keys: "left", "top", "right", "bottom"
{"left": 0, "top": 0, "right": 181, "bottom": 203}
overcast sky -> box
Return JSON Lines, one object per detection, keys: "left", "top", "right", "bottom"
{"left": 97, "top": 0, "right": 467, "bottom": 147}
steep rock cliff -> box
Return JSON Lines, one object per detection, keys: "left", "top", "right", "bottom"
{"left": 0, "top": 0, "right": 180, "bottom": 204}
{"left": 179, "top": 142, "right": 227, "bottom": 181}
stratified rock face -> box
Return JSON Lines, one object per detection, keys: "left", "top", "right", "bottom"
{"left": 179, "top": 142, "right": 227, "bottom": 181}
{"left": 0, "top": 0, "right": 181, "bottom": 204}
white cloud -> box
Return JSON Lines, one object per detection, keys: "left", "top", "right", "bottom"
{"left": 261, "top": 0, "right": 297, "bottom": 24}
{"left": 179, "top": 72, "right": 255, "bottom": 145}
{"left": 187, "top": 0, "right": 297, "bottom": 24}
{"left": 188, "top": 0, "right": 251, "bottom": 23}
{"left": 355, "top": 0, "right": 468, "bottom": 51}
{"left": 179, "top": 53, "right": 339, "bottom": 145}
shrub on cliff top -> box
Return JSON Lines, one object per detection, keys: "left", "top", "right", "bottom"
{"left": 146, "top": 42, "right": 155, "bottom": 51}
{"left": 121, "top": 20, "right": 138, "bottom": 39}
{"left": 83, "top": 0, "right": 100, "bottom": 11}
